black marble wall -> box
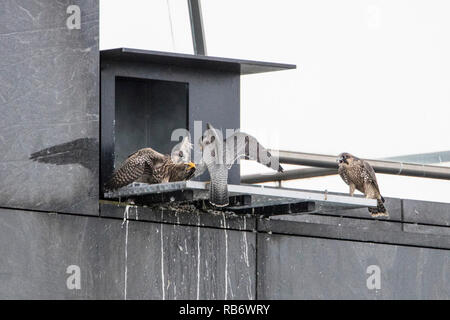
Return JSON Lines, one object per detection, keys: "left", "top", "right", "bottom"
{"left": 258, "top": 234, "right": 450, "bottom": 299}
{"left": 0, "top": 0, "right": 99, "bottom": 215}
{"left": 0, "top": 207, "right": 255, "bottom": 299}
{"left": 1, "top": 201, "right": 449, "bottom": 299}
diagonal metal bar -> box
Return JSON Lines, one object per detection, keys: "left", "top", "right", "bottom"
{"left": 241, "top": 168, "right": 338, "bottom": 184}
{"left": 187, "top": 0, "right": 207, "bottom": 55}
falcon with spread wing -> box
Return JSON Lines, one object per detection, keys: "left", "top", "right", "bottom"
{"left": 337, "top": 152, "right": 388, "bottom": 217}
{"left": 104, "top": 137, "right": 196, "bottom": 191}
{"left": 196, "top": 123, "right": 283, "bottom": 207}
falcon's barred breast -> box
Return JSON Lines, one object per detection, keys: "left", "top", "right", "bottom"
{"left": 338, "top": 152, "right": 389, "bottom": 217}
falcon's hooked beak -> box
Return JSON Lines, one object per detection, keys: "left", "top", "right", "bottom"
{"left": 337, "top": 155, "right": 348, "bottom": 165}
{"left": 184, "top": 162, "right": 196, "bottom": 179}
{"left": 186, "top": 162, "right": 196, "bottom": 170}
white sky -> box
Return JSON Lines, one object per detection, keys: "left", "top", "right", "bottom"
{"left": 100, "top": 0, "right": 450, "bottom": 203}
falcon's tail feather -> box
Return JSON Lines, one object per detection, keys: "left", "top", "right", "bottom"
{"left": 368, "top": 198, "right": 389, "bottom": 217}
{"left": 207, "top": 164, "right": 230, "bottom": 207}
{"left": 104, "top": 175, "right": 125, "bottom": 191}
{"left": 209, "top": 182, "right": 229, "bottom": 207}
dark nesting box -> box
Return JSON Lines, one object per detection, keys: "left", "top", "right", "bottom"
{"left": 100, "top": 48, "right": 295, "bottom": 194}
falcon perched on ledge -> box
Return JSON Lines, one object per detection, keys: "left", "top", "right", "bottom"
{"left": 337, "top": 152, "right": 389, "bottom": 217}
{"left": 104, "top": 138, "right": 196, "bottom": 191}
{"left": 196, "top": 123, "right": 284, "bottom": 207}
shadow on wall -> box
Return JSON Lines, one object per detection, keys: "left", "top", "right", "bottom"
{"left": 29, "top": 137, "right": 99, "bottom": 173}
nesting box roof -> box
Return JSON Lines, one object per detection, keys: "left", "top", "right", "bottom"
{"left": 101, "top": 48, "right": 296, "bottom": 75}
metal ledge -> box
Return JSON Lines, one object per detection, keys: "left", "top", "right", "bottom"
{"left": 104, "top": 181, "right": 377, "bottom": 215}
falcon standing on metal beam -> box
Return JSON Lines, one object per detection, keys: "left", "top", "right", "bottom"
{"left": 337, "top": 152, "right": 389, "bottom": 217}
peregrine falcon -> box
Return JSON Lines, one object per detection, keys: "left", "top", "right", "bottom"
{"left": 337, "top": 152, "right": 389, "bottom": 217}
{"left": 196, "top": 123, "right": 284, "bottom": 207}
{"left": 104, "top": 144, "right": 196, "bottom": 191}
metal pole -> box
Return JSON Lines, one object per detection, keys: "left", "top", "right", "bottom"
{"left": 241, "top": 167, "right": 337, "bottom": 184}
{"left": 187, "top": 0, "right": 207, "bottom": 55}
{"left": 241, "top": 150, "right": 450, "bottom": 184}
{"left": 245, "top": 150, "right": 450, "bottom": 183}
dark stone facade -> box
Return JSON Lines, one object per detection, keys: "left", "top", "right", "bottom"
{"left": 0, "top": 0, "right": 99, "bottom": 215}
{"left": 0, "top": 201, "right": 449, "bottom": 299}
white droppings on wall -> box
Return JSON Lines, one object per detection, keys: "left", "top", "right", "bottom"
{"left": 122, "top": 204, "right": 131, "bottom": 300}
{"left": 160, "top": 212, "right": 166, "bottom": 300}
{"left": 223, "top": 212, "right": 228, "bottom": 300}
{"left": 196, "top": 215, "right": 201, "bottom": 300}
{"left": 242, "top": 218, "right": 253, "bottom": 299}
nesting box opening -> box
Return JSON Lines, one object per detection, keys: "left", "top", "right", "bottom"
{"left": 114, "top": 76, "right": 188, "bottom": 167}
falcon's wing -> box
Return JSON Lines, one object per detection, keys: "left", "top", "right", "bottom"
{"left": 193, "top": 160, "right": 207, "bottom": 177}
{"left": 362, "top": 160, "right": 380, "bottom": 191}
{"left": 224, "top": 132, "right": 283, "bottom": 172}
{"left": 104, "top": 148, "right": 162, "bottom": 190}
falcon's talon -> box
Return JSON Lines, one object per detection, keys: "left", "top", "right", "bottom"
{"left": 371, "top": 211, "right": 389, "bottom": 217}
